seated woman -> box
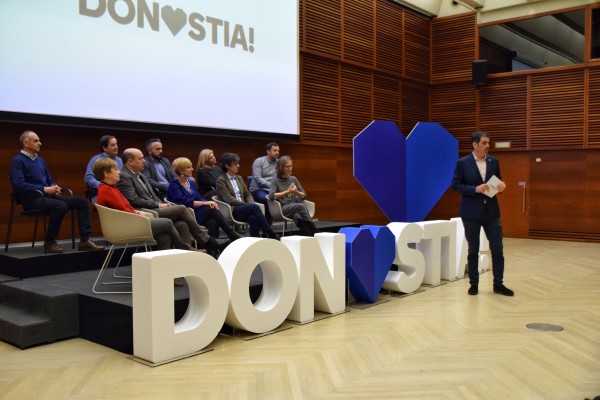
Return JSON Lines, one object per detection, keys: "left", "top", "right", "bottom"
{"left": 167, "top": 157, "right": 241, "bottom": 241}
{"left": 196, "top": 149, "right": 223, "bottom": 199}
{"left": 269, "top": 155, "right": 318, "bottom": 236}
{"left": 216, "top": 153, "right": 280, "bottom": 240}
{"left": 93, "top": 158, "right": 192, "bottom": 252}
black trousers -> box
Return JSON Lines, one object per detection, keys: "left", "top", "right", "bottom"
{"left": 462, "top": 206, "right": 505, "bottom": 286}
{"left": 22, "top": 195, "right": 91, "bottom": 242}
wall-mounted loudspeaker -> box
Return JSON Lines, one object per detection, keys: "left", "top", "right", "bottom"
{"left": 472, "top": 60, "right": 487, "bottom": 88}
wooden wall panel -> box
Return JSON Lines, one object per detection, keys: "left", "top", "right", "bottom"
{"left": 403, "top": 10, "right": 431, "bottom": 83}
{"left": 431, "top": 14, "right": 476, "bottom": 83}
{"left": 375, "top": 0, "right": 404, "bottom": 75}
{"left": 374, "top": 73, "right": 400, "bottom": 125}
{"left": 528, "top": 150, "right": 600, "bottom": 242}
{"left": 301, "top": 0, "right": 430, "bottom": 146}
{"left": 529, "top": 70, "right": 585, "bottom": 148}
{"left": 479, "top": 75, "right": 528, "bottom": 149}
{"left": 585, "top": 151, "right": 600, "bottom": 238}
{"left": 430, "top": 81, "right": 476, "bottom": 151}
{"left": 301, "top": 55, "right": 340, "bottom": 144}
{"left": 401, "top": 81, "right": 429, "bottom": 136}
{"left": 343, "top": 0, "right": 375, "bottom": 66}
{"left": 303, "top": 0, "right": 342, "bottom": 56}
{"left": 341, "top": 66, "right": 373, "bottom": 144}
{"left": 588, "top": 67, "right": 600, "bottom": 147}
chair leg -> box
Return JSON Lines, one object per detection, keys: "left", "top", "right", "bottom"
{"left": 32, "top": 216, "right": 39, "bottom": 249}
{"left": 71, "top": 209, "right": 76, "bottom": 249}
{"left": 92, "top": 244, "right": 133, "bottom": 294}
{"left": 112, "top": 243, "right": 150, "bottom": 279}
{"left": 4, "top": 203, "right": 15, "bottom": 252}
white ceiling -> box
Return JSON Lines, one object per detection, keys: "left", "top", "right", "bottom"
{"left": 394, "top": 0, "right": 598, "bottom": 19}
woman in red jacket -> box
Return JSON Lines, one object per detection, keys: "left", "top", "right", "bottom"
{"left": 92, "top": 158, "right": 192, "bottom": 252}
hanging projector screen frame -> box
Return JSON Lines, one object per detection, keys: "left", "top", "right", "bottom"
{"left": 0, "top": 0, "right": 300, "bottom": 140}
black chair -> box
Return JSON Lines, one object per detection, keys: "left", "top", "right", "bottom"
{"left": 5, "top": 190, "right": 76, "bottom": 253}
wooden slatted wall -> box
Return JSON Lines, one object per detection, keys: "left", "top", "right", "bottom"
{"left": 401, "top": 81, "right": 429, "bottom": 136}
{"left": 479, "top": 75, "right": 528, "bottom": 149}
{"left": 431, "top": 14, "right": 476, "bottom": 83}
{"left": 341, "top": 66, "right": 373, "bottom": 144}
{"left": 530, "top": 70, "right": 586, "bottom": 149}
{"left": 300, "top": 0, "right": 431, "bottom": 146}
{"left": 430, "top": 81, "right": 476, "bottom": 152}
{"left": 343, "top": 1, "right": 375, "bottom": 66}
{"left": 588, "top": 67, "right": 600, "bottom": 147}
{"left": 376, "top": 0, "right": 403, "bottom": 75}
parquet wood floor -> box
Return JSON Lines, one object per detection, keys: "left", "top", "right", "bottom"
{"left": 1, "top": 238, "right": 599, "bottom": 399}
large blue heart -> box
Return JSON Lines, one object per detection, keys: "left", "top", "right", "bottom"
{"left": 354, "top": 121, "right": 458, "bottom": 222}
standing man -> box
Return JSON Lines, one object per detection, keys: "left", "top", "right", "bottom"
{"left": 117, "top": 148, "right": 226, "bottom": 255}
{"left": 248, "top": 142, "right": 280, "bottom": 224}
{"left": 10, "top": 131, "right": 104, "bottom": 254}
{"left": 84, "top": 135, "right": 122, "bottom": 203}
{"left": 451, "top": 131, "right": 514, "bottom": 297}
{"left": 141, "top": 138, "right": 176, "bottom": 200}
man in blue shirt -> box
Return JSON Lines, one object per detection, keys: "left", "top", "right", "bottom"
{"left": 10, "top": 131, "right": 104, "bottom": 254}
{"left": 84, "top": 135, "right": 122, "bottom": 203}
{"left": 249, "top": 142, "right": 280, "bottom": 224}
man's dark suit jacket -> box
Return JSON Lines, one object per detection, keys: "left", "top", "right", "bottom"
{"left": 141, "top": 156, "right": 176, "bottom": 196}
{"left": 117, "top": 166, "right": 163, "bottom": 210}
{"left": 451, "top": 154, "right": 502, "bottom": 220}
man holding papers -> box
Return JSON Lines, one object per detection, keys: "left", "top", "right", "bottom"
{"left": 451, "top": 131, "right": 514, "bottom": 297}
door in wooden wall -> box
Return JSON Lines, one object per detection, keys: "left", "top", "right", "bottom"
{"left": 496, "top": 153, "right": 529, "bottom": 238}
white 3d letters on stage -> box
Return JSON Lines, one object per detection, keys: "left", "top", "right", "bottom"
{"left": 384, "top": 222, "right": 425, "bottom": 294}
{"left": 283, "top": 234, "right": 346, "bottom": 323}
{"left": 415, "top": 221, "right": 450, "bottom": 286}
{"left": 449, "top": 218, "right": 468, "bottom": 280}
{"left": 130, "top": 223, "right": 491, "bottom": 364}
{"left": 132, "top": 250, "right": 229, "bottom": 364}
{"left": 132, "top": 234, "right": 346, "bottom": 364}
{"left": 218, "top": 237, "right": 298, "bottom": 333}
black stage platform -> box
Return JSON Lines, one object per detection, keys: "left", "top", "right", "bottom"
{"left": 0, "top": 220, "right": 360, "bottom": 353}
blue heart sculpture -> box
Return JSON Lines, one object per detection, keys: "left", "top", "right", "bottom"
{"left": 340, "top": 225, "right": 396, "bottom": 303}
{"left": 354, "top": 121, "right": 458, "bottom": 222}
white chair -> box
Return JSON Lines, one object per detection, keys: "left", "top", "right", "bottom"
{"left": 267, "top": 199, "right": 316, "bottom": 236}
{"left": 93, "top": 205, "right": 156, "bottom": 294}
{"left": 212, "top": 196, "right": 265, "bottom": 231}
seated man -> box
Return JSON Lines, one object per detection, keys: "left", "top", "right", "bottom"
{"left": 117, "top": 148, "right": 227, "bottom": 255}
{"left": 84, "top": 135, "right": 122, "bottom": 203}
{"left": 10, "top": 130, "right": 104, "bottom": 254}
{"left": 216, "top": 152, "right": 280, "bottom": 240}
{"left": 248, "top": 142, "right": 280, "bottom": 224}
{"left": 141, "top": 138, "right": 176, "bottom": 200}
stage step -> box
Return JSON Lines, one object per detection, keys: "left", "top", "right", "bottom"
{"left": 0, "top": 280, "right": 79, "bottom": 349}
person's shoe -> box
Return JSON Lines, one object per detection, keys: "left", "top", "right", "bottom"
{"left": 493, "top": 284, "right": 514, "bottom": 296}
{"left": 218, "top": 240, "right": 232, "bottom": 251}
{"left": 468, "top": 284, "right": 478, "bottom": 295}
{"left": 44, "top": 240, "right": 64, "bottom": 254}
{"left": 228, "top": 231, "right": 243, "bottom": 240}
{"left": 267, "top": 232, "right": 281, "bottom": 241}
{"left": 78, "top": 240, "right": 105, "bottom": 252}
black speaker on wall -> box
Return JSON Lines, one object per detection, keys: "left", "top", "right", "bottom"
{"left": 472, "top": 60, "right": 487, "bottom": 88}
